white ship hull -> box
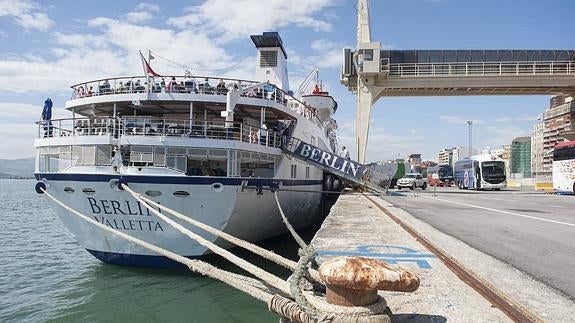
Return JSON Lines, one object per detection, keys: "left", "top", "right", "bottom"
{"left": 40, "top": 173, "right": 322, "bottom": 266}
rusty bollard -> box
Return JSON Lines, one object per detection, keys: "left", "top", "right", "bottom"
{"left": 318, "top": 256, "right": 420, "bottom": 307}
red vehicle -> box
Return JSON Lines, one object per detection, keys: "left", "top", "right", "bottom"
{"left": 427, "top": 164, "right": 454, "bottom": 187}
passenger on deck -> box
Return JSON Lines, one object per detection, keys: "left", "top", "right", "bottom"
{"left": 200, "top": 78, "right": 211, "bottom": 93}
{"left": 216, "top": 79, "right": 227, "bottom": 95}
{"left": 259, "top": 123, "right": 268, "bottom": 145}
{"left": 87, "top": 86, "right": 94, "bottom": 96}
{"left": 167, "top": 77, "right": 177, "bottom": 92}
{"left": 341, "top": 146, "right": 350, "bottom": 160}
{"left": 116, "top": 81, "right": 124, "bottom": 93}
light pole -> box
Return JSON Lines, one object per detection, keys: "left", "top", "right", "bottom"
{"left": 467, "top": 120, "right": 473, "bottom": 157}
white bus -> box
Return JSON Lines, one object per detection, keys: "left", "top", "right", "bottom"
{"left": 454, "top": 154, "right": 507, "bottom": 190}
{"left": 553, "top": 141, "right": 575, "bottom": 194}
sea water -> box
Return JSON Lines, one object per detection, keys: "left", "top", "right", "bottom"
{"left": 0, "top": 179, "right": 316, "bottom": 322}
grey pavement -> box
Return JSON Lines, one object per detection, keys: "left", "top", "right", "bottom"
{"left": 311, "top": 191, "right": 575, "bottom": 322}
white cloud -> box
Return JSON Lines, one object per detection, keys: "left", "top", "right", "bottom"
{"left": 439, "top": 116, "right": 483, "bottom": 125}
{"left": 335, "top": 119, "right": 428, "bottom": 162}
{"left": 480, "top": 125, "right": 531, "bottom": 149}
{"left": 125, "top": 11, "right": 154, "bottom": 24}
{"left": 167, "top": 0, "right": 337, "bottom": 41}
{"left": 0, "top": 102, "right": 44, "bottom": 118}
{"left": 124, "top": 3, "right": 160, "bottom": 24}
{"left": 0, "top": 0, "right": 53, "bottom": 31}
{"left": 0, "top": 123, "right": 37, "bottom": 158}
{"left": 495, "top": 115, "right": 537, "bottom": 123}
{"left": 0, "top": 17, "right": 241, "bottom": 93}
{"left": 135, "top": 3, "right": 160, "bottom": 12}
{"left": 494, "top": 117, "right": 511, "bottom": 123}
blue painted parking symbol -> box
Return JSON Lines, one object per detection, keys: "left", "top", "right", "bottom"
{"left": 316, "top": 245, "right": 436, "bottom": 269}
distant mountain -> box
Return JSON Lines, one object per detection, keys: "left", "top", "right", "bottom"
{"left": 0, "top": 158, "right": 35, "bottom": 178}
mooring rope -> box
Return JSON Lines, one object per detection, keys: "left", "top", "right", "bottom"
{"left": 123, "top": 184, "right": 321, "bottom": 283}
{"left": 121, "top": 184, "right": 291, "bottom": 295}
{"left": 273, "top": 191, "right": 308, "bottom": 249}
{"left": 40, "top": 188, "right": 275, "bottom": 303}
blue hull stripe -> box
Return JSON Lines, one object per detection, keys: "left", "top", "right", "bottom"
{"left": 87, "top": 249, "right": 197, "bottom": 268}
{"left": 35, "top": 173, "right": 322, "bottom": 186}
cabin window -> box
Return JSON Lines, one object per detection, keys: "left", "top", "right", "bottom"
{"left": 72, "top": 145, "right": 96, "bottom": 166}
{"left": 96, "top": 146, "right": 112, "bottom": 166}
{"left": 291, "top": 164, "right": 297, "bottom": 178}
{"left": 154, "top": 146, "right": 166, "bottom": 166}
{"left": 239, "top": 151, "right": 277, "bottom": 177}
{"left": 305, "top": 166, "right": 310, "bottom": 179}
{"left": 166, "top": 154, "right": 187, "bottom": 174}
{"left": 260, "top": 50, "right": 278, "bottom": 67}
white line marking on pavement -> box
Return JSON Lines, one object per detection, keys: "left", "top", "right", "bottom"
{"left": 421, "top": 195, "right": 575, "bottom": 227}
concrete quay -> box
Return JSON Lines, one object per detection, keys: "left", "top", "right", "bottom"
{"left": 310, "top": 192, "right": 575, "bottom": 322}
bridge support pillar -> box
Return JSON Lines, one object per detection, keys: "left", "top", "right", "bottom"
{"left": 356, "top": 83, "right": 383, "bottom": 163}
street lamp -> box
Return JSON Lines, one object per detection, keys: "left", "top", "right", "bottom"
{"left": 467, "top": 120, "right": 473, "bottom": 157}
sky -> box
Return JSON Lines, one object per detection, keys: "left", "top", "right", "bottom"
{"left": 1, "top": 0, "right": 574, "bottom": 162}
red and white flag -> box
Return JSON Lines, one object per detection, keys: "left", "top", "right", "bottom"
{"left": 139, "top": 50, "right": 160, "bottom": 77}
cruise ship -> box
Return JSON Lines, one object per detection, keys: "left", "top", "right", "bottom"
{"left": 34, "top": 32, "right": 341, "bottom": 267}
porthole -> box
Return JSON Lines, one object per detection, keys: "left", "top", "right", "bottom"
{"left": 64, "top": 187, "right": 75, "bottom": 193}
{"left": 82, "top": 188, "right": 96, "bottom": 195}
{"left": 145, "top": 190, "right": 162, "bottom": 197}
{"left": 211, "top": 183, "right": 224, "bottom": 193}
{"left": 173, "top": 191, "right": 190, "bottom": 197}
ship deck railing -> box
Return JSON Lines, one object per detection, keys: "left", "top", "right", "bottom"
{"left": 70, "top": 75, "right": 324, "bottom": 128}
{"left": 36, "top": 117, "right": 282, "bottom": 148}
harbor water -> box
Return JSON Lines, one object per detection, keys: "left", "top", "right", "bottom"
{"left": 0, "top": 179, "right": 319, "bottom": 323}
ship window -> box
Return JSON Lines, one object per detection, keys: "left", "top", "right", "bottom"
{"left": 154, "top": 146, "right": 166, "bottom": 166}
{"left": 305, "top": 166, "right": 310, "bottom": 179}
{"left": 64, "top": 187, "right": 75, "bottom": 193}
{"left": 291, "top": 164, "right": 297, "bottom": 178}
{"left": 96, "top": 145, "right": 112, "bottom": 166}
{"left": 173, "top": 191, "right": 190, "bottom": 197}
{"left": 145, "top": 190, "right": 162, "bottom": 197}
{"left": 260, "top": 50, "right": 278, "bottom": 67}
{"left": 82, "top": 188, "right": 96, "bottom": 195}
{"left": 166, "top": 155, "right": 187, "bottom": 174}
{"left": 73, "top": 145, "right": 96, "bottom": 166}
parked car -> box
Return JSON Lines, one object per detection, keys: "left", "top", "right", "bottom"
{"left": 397, "top": 173, "right": 427, "bottom": 190}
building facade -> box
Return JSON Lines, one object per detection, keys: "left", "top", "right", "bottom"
{"left": 542, "top": 95, "right": 575, "bottom": 174}
{"left": 510, "top": 136, "right": 532, "bottom": 178}
{"left": 436, "top": 147, "right": 464, "bottom": 168}
{"left": 531, "top": 122, "right": 545, "bottom": 178}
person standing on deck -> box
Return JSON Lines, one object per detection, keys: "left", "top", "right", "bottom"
{"left": 341, "top": 146, "right": 350, "bottom": 160}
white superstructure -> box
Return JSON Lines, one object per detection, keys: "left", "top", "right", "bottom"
{"left": 34, "top": 33, "right": 340, "bottom": 267}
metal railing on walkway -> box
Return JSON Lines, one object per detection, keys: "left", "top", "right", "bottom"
{"left": 385, "top": 61, "right": 574, "bottom": 77}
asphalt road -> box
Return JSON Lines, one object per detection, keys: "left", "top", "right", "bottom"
{"left": 378, "top": 186, "right": 575, "bottom": 300}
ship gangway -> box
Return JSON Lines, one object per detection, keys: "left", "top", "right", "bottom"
{"left": 281, "top": 136, "right": 388, "bottom": 194}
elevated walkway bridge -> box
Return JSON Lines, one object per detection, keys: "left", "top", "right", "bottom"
{"left": 342, "top": 0, "right": 575, "bottom": 164}
{"left": 342, "top": 49, "right": 575, "bottom": 96}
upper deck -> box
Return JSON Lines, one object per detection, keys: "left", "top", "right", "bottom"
{"left": 66, "top": 75, "right": 323, "bottom": 127}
